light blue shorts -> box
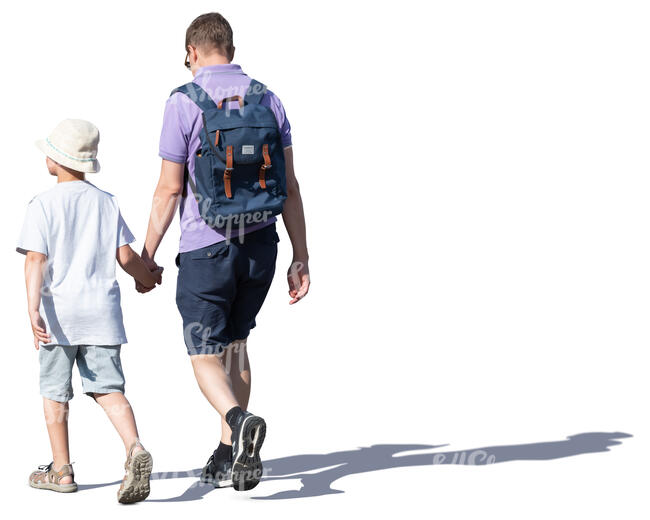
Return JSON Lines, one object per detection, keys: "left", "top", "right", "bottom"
{"left": 39, "top": 345, "right": 125, "bottom": 402}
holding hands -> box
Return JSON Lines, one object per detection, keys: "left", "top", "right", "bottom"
{"left": 138, "top": 265, "right": 163, "bottom": 293}
{"left": 116, "top": 244, "right": 163, "bottom": 295}
{"left": 135, "top": 250, "right": 162, "bottom": 294}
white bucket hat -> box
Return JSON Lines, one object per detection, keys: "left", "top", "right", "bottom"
{"left": 36, "top": 119, "right": 100, "bottom": 173}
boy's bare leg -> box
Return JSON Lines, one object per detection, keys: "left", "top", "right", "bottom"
{"left": 93, "top": 392, "right": 152, "bottom": 504}
{"left": 190, "top": 353, "right": 240, "bottom": 430}
{"left": 219, "top": 339, "right": 251, "bottom": 444}
{"left": 93, "top": 392, "right": 143, "bottom": 455}
{"left": 43, "top": 397, "right": 73, "bottom": 484}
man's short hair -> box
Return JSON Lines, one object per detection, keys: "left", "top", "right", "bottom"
{"left": 185, "top": 12, "right": 235, "bottom": 61}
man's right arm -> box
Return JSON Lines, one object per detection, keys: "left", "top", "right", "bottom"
{"left": 140, "top": 159, "right": 185, "bottom": 272}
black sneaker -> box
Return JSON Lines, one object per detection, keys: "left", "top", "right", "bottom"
{"left": 200, "top": 451, "right": 233, "bottom": 488}
{"left": 230, "top": 411, "right": 266, "bottom": 491}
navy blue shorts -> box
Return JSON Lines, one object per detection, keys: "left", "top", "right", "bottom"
{"left": 175, "top": 223, "right": 279, "bottom": 355}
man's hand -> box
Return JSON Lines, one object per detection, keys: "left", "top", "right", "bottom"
{"left": 29, "top": 310, "right": 50, "bottom": 350}
{"left": 151, "top": 266, "right": 164, "bottom": 284}
{"left": 287, "top": 259, "right": 310, "bottom": 304}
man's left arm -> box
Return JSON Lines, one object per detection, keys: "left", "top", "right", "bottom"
{"left": 281, "top": 147, "right": 310, "bottom": 304}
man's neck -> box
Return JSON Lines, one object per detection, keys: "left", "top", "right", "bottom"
{"left": 194, "top": 54, "right": 231, "bottom": 76}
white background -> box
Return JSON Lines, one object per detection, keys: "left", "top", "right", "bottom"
{"left": 0, "top": 0, "right": 647, "bottom": 517}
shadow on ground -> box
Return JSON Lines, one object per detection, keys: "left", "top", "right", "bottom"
{"left": 77, "top": 431, "right": 631, "bottom": 501}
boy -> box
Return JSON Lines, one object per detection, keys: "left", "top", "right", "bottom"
{"left": 17, "top": 119, "right": 160, "bottom": 504}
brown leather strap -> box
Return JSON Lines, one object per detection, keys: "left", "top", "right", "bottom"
{"left": 217, "top": 96, "right": 244, "bottom": 109}
{"left": 224, "top": 145, "right": 234, "bottom": 199}
{"left": 259, "top": 143, "right": 271, "bottom": 189}
{"left": 215, "top": 130, "right": 220, "bottom": 147}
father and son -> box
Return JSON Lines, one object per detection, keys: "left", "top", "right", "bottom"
{"left": 16, "top": 12, "right": 310, "bottom": 503}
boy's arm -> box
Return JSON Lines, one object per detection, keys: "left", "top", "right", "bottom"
{"left": 281, "top": 147, "right": 310, "bottom": 304}
{"left": 117, "top": 245, "right": 163, "bottom": 289}
{"left": 141, "top": 159, "right": 185, "bottom": 270}
{"left": 24, "top": 251, "right": 50, "bottom": 349}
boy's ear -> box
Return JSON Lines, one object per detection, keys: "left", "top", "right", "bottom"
{"left": 46, "top": 157, "right": 58, "bottom": 175}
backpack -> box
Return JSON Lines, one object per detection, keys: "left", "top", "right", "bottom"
{"left": 170, "top": 79, "right": 287, "bottom": 229}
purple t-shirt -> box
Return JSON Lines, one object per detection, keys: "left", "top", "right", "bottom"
{"left": 159, "top": 63, "right": 292, "bottom": 253}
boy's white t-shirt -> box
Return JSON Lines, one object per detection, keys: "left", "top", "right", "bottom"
{"left": 16, "top": 180, "right": 135, "bottom": 346}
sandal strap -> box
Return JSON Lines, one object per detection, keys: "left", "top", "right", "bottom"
{"left": 124, "top": 439, "right": 145, "bottom": 469}
{"left": 36, "top": 462, "right": 74, "bottom": 484}
{"left": 51, "top": 464, "right": 74, "bottom": 483}
{"left": 127, "top": 439, "right": 144, "bottom": 458}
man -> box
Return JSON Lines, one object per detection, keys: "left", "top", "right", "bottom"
{"left": 139, "top": 13, "right": 310, "bottom": 491}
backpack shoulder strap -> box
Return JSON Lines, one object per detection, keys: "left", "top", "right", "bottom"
{"left": 244, "top": 79, "right": 267, "bottom": 105}
{"left": 170, "top": 82, "right": 217, "bottom": 112}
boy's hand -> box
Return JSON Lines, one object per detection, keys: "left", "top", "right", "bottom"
{"left": 287, "top": 259, "right": 310, "bottom": 304}
{"left": 29, "top": 310, "right": 50, "bottom": 350}
{"left": 135, "top": 281, "right": 151, "bottom": 293}
{"left": 138, "top": 253, "right": 159, "bottom": 292}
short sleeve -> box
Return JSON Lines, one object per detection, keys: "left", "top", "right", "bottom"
{"left": 16, "top": 198, "right": 49, "bottom": 256}
{"left": 262, "top": 90, "right": 292, "bottom": 149}
{"left": 159, "top": 93, "right": 191, "bottom": 164}
{"left": 117, "top": 210, "right": 136, "bottom": 248}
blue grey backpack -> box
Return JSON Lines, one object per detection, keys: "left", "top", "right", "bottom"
{"left": 170, "top": 79, "right": 287, "bottom": 229}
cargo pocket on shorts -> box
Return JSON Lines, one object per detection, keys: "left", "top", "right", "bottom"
{"left": 188, "top": 241, "right": 230, "bottom": 260}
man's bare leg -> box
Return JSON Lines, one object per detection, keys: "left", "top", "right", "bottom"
{"left": 194, "top": 339, "right": 265, "bottom": 491}
{"left": 218, "top": 339, "right": 251, "bottom": 444}
{"left": 190, "top": 353, "right": 240, "bottom": 419}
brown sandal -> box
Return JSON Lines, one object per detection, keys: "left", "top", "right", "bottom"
{"left": 117, "top": 440, "right": 153, "bottom": 504}
{"left": 29, "top": 462, "right": 77, "bottom": 493}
